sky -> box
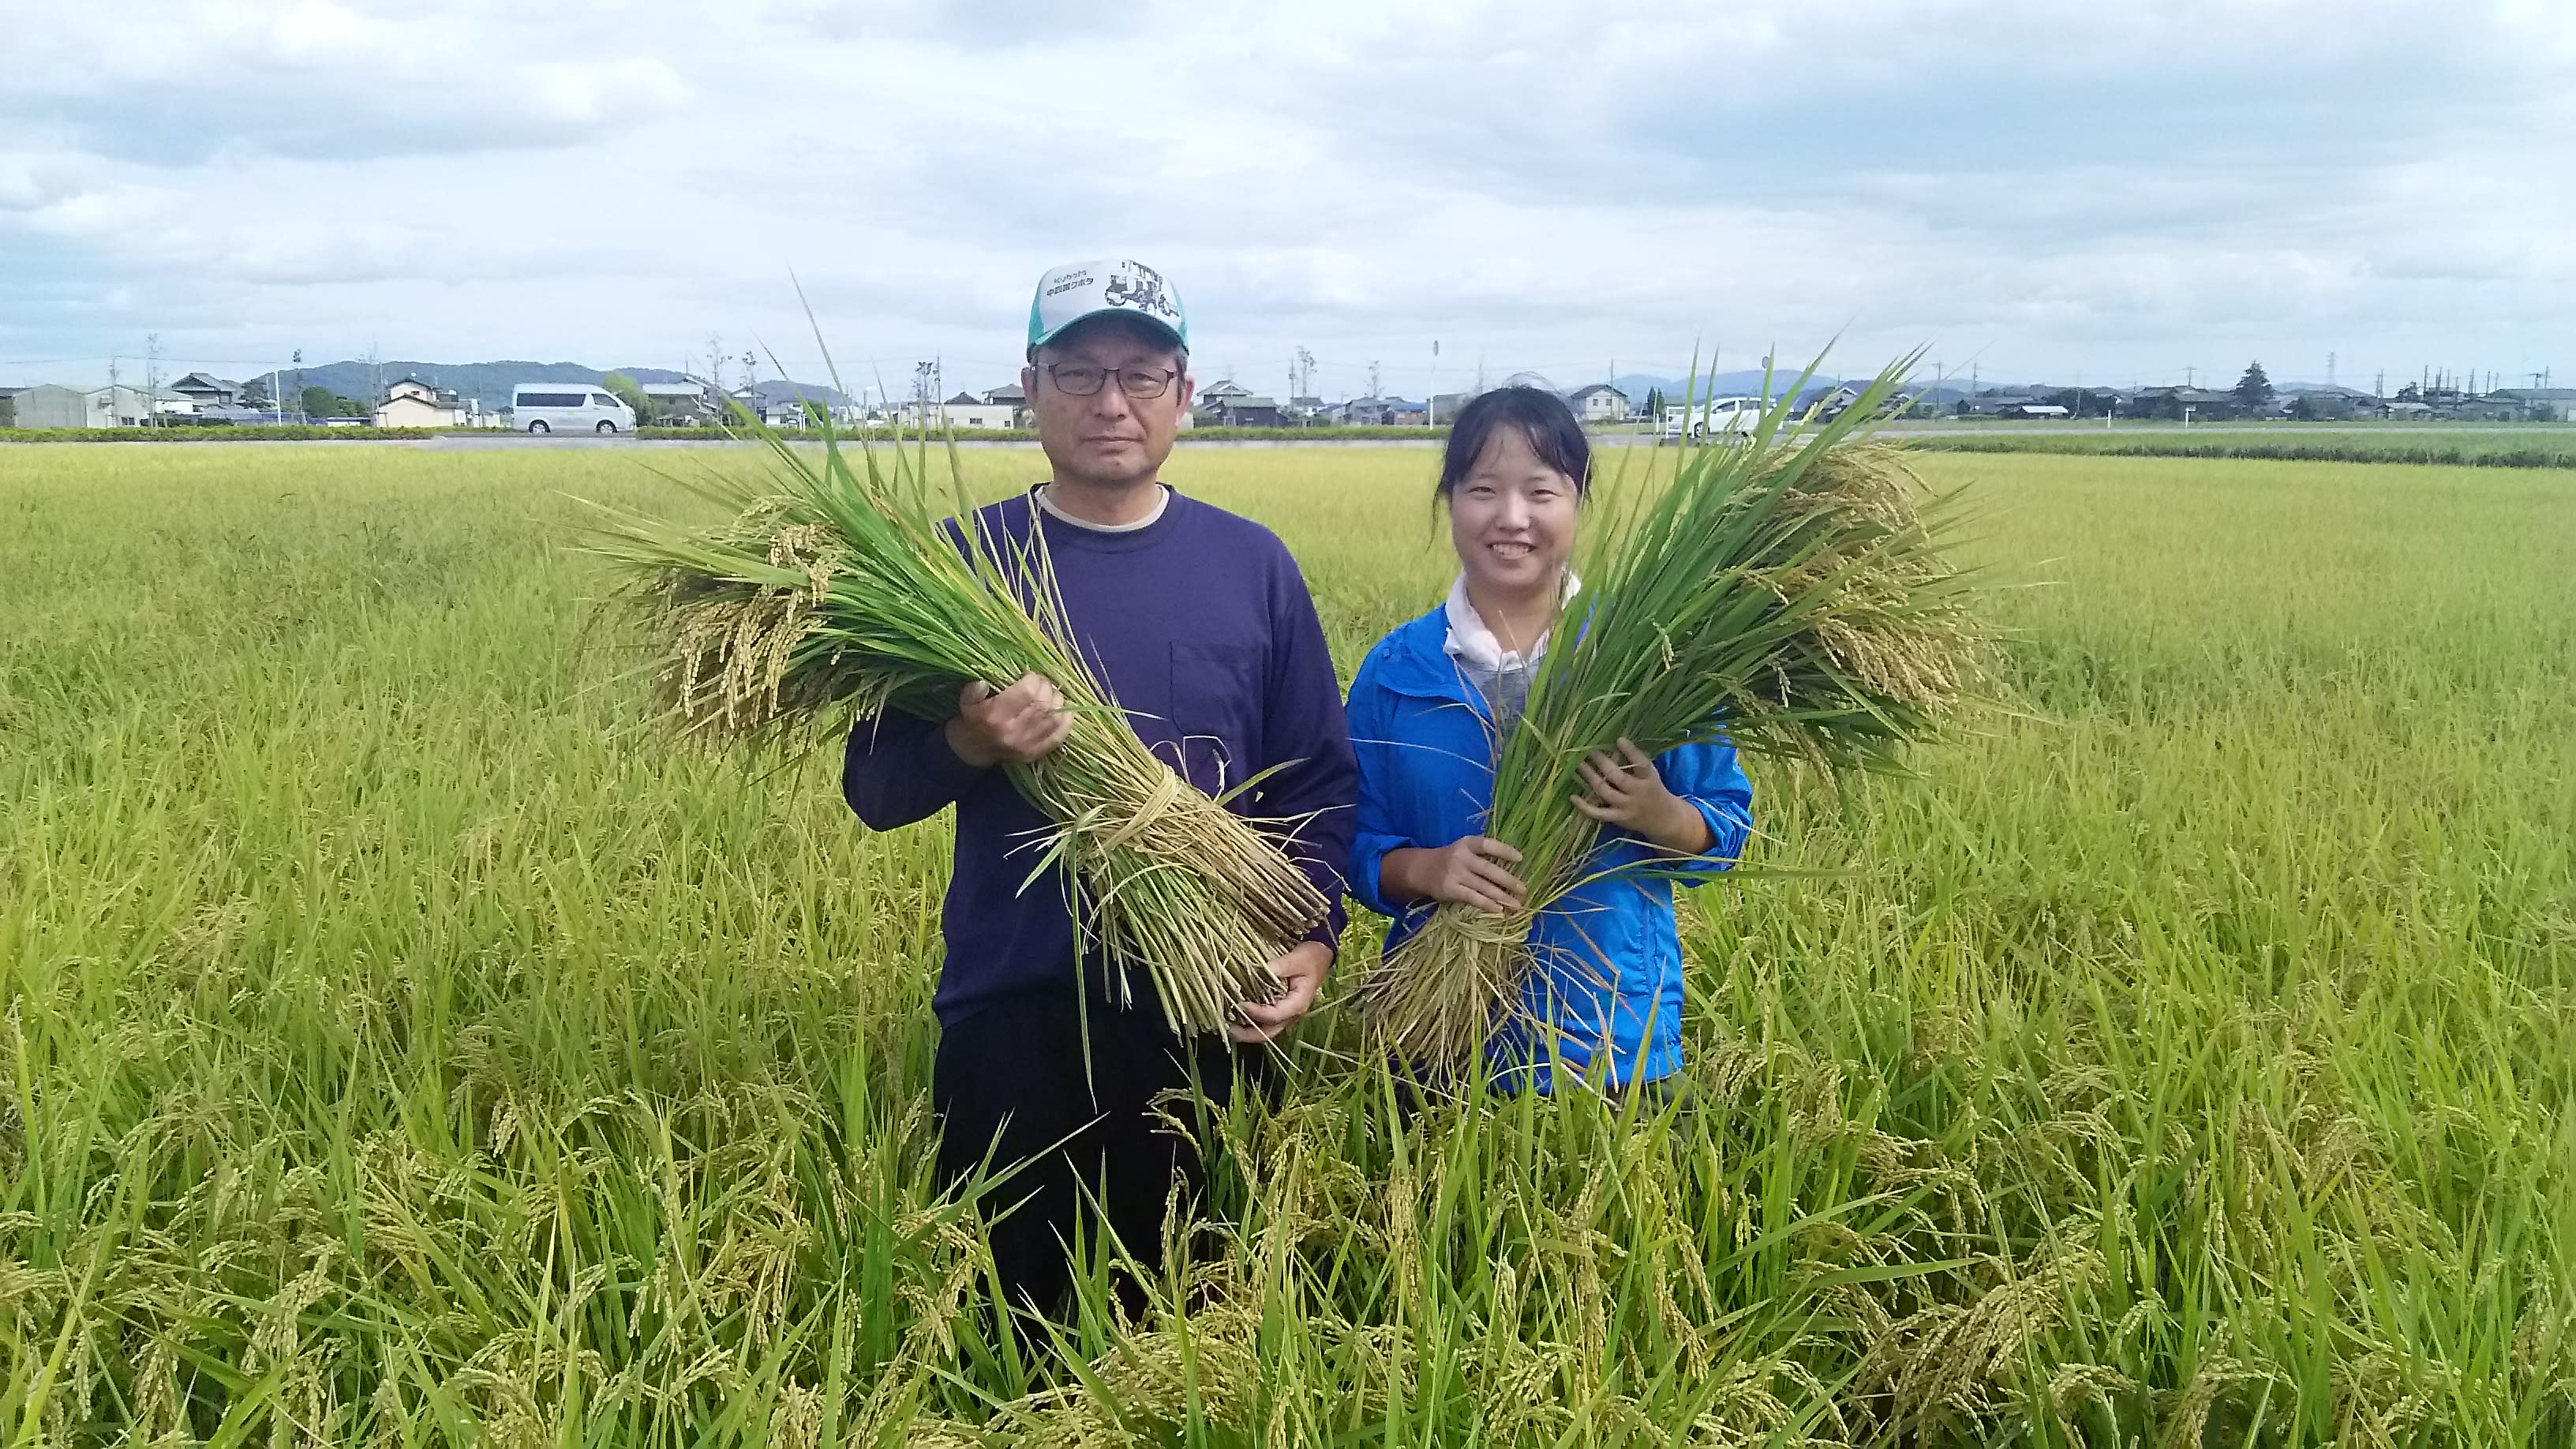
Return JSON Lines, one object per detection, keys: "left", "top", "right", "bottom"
{"left": 5, "top": 0, "right": 2573, "bottom": 401}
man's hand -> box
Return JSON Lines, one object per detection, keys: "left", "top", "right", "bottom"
{"left": 1382, "top": 836, "right": 1526, "bottom": 916}
{"left": 1571, "top": 737, "right": 1712, "bottom": 856}
{"left": 943, "top": 674, "right": 1072, "bottom": 769}
{"left": 1231, "top": 940, "right": 1331, "bottom": 1046}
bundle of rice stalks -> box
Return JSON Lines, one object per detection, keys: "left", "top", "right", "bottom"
{"left": 1355, "top": 351, "right": 1987, "bottom": 1067}
{"left": 588, "top": 414, "right": 1327, "bottom": 1036}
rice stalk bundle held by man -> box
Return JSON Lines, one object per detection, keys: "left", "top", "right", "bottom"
{"left": 589, "top": 421, "right": 1328, "bottom": 1036}
{"left": 1355, "top": 354, "right": 1988, "bottom": 1068}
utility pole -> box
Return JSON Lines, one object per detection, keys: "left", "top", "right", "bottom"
{"left": 706, "top": 334, "right": 724, "bottom": 392}
{"left": 108, "top": 355, "right": 121, "bottom": 427}
{"left": 1368, "top": 360, "right": 1381, "bottom": 402}
{"left": 369, "top": 338, "right": 382, "bottom": 413}
{"left": 2327, "top": 351, "right": 2336, "bottom": 390}
{"left": 2184, "top": 365, "right": 2193, "bottom": 389}
{"left": 146, "top": 334, "right": 163, "bottom": 425}
{"left": 1428, "top": 339, "right": 1441, "bottom": 425}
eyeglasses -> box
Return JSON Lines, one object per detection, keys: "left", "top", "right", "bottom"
{"left": 1042, "top": 363, "right": 1178, "bottom": 400}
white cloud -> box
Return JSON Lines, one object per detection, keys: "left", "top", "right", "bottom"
{"left": 2, "top": 0, "right": 2570, "bottom": 391}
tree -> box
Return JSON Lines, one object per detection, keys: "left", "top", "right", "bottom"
{"left": 240, "top": 376, "right": 273, "bottom": 410}
{"left": 1644, "top": 388, "right": 1666, "bottom": 419}
{"left": 2394, "top": 382, "right": 2422, "bottom": 403}
{"left": 601, "top": 372, "right": 656, "bottom": 425}
{"left": 2233, "top": 361, "right": 2275, "bottom": 412}
{"left": 301, "top": 385, "right": 339, "bottom": 418}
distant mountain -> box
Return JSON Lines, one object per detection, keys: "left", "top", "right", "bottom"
{"left": 740, "top": 378, "right": 852, "bottom": 411}
{"left": 276, "top": 359, "right": 841, "bottom": 411}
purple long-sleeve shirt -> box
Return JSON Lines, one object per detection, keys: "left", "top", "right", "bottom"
{"left": 843, "top": 486, "right": 1357, "bottom": 1028}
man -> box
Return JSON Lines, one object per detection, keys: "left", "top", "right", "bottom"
{"left": 843, "top": 259, "right": 1356, "bottom": 1316}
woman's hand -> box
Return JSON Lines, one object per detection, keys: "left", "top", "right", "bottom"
{"left": 1571, "top": 738, "right": 1713, "bottom": 856}
{"left": 1380, "top": 837, "right": 1526, "bottom": 916}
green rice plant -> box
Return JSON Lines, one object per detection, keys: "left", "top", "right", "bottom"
{"left": 1357, "top": 354, "right": 1989, "bottom": 1067}
{"left": 585, "top": 415, "right": 1327, "bottom": 1035}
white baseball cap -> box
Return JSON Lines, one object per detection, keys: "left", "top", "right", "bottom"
{"left": 1026, "top": 258, "right": 1188, "bottom": 354}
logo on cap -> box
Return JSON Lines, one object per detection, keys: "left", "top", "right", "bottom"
{"left": 1099, "top": 262, "right": 1178, "bottom": 322}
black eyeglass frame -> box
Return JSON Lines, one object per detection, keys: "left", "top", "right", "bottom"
{"left": 1039, "top": 363, "right": 1180, "bottom": 400}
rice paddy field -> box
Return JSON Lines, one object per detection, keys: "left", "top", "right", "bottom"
{"left": 4, "top": 441, "right": 2574, "bottom": 1445}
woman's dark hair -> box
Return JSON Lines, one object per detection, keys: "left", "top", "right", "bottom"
{"left": 1436, "top": 383, "right": 1591, "bottom": 504}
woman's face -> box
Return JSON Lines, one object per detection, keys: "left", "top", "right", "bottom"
{"left": 1447, "top": 425, "right": 1580, "bottom": 600}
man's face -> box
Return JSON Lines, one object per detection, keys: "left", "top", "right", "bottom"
{"left": 1022, "top": 319, "right": 1193, "bottom": 489}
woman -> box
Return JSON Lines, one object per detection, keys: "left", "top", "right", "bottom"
{"left": 1344, "top": 385, "right": 1753, "bottom": 1091}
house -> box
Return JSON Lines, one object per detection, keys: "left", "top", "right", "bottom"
{"left": 981, "top": 381, "right": 1031, "bottom": 428}
{"left": 1218, "top": 395, "right": 1282, "bottom": 428}
{"left": 77, "top": 384, "right": 191, "bottom": 426}
{"left": 0, "top": 385, "right": 19, "bottom": 427}
{"left": 1429, "top": 391, "right": 1480, "bottom": 421}
{"left": 1564, "top": 383, "right": 1631, "bottom": 423}
{"left": 3, "top": 383, "right": 89, "bottom": 428}
{"left": 1338, "top": 395, "right": 1427, "bottom": 426}
{"left": 170, "top": 372, "right": 241, "bottom": 411}
{"left": 375, "top": 376, "right": 466, "bottom": 429}
{"left": 1964, "top": 393, "right": 2037, "bottom": 417}
{"left": 2129, "top": 387, "right": 2237, "bottom": 421}
{"left": 2451, "top": 394, "right": 2527, "bottom": 422}
{"left": 2279, "top": 388, "right": 2383, "bottom": 421}
{"left": 641, "top": 380, "right": 717, "bottom": 425}
{"left": 1198, "top": 379, "right": 1253, "bottom": 410}
{"left": 1283, "top": 395, "right": 1327, "bottom": 422}
{"left": 196, "top": 406, "right": 294, "bottom": 425}
{"left": 2489, "top": 387, "right": 2576, "bottom": 422}
{"left": 938, "top": 391, "right": 1019, "bottom": 430}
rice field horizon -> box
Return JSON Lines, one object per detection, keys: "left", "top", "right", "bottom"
{"left": 4, "top": 443, "right": 2572, "bottom": 1445}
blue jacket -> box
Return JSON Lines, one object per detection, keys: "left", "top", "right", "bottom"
{"left": 1346, "top": 607, "right": 1754, "bottom": 1089}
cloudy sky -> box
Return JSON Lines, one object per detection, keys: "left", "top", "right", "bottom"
{"left": 6, "top": 0, "right": 2572, "bottom": 399}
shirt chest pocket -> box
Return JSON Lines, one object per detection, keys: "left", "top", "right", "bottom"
{"left": 1170, "top": 642, "right": 1262, "bottom": 796}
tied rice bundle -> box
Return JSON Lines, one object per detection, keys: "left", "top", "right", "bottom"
{"left": 590, "top": 417, "right": 1327, "bottom": 1036}
{"left": 1355, "top": 352, "right": 1988, "bottom": 1067}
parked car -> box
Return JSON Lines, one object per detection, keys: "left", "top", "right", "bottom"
{"left": 1662, "top": 396, "right": 1761, "bottom": 443}
{"left": 509, "top": 384, "right": 635, "bottom": 434}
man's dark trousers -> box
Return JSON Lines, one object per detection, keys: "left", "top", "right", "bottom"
{"left": 931, "top": 969, "right": 1272, "bottom": 1317}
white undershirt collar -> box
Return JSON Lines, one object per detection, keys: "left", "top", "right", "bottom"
{"left": 1443, "top": 570, "right": 1581, "bottom": 672}
{"left": 1035, "top": 482, "right": 1170, "bottom": 533}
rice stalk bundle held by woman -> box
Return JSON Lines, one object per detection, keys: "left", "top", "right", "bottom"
{"left": 1354, "top": 354, "right": 1987, "bottom": 1069}
{"left": 589, "top": 418, "right": 1328, "bottom": 1036}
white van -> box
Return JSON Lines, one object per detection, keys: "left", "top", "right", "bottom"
{"left": 511, "top": 384, "right": 635, "bottom": 433}
{"left": 1662, "top": 396, "right": 1761, "bottom": 443}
